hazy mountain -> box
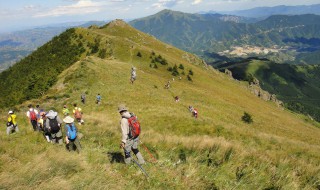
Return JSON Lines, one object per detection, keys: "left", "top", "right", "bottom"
{"left": 0, "top": 20, "right": 319, "bottom": 189}
{"left": 211, "top": 4, "right": 320, "bottom": 18}
{"left": 0, "top": 21, "right": 107, "bottom": 72}
{"left": 130, "top": 10, "right": 320, "bottom": 64}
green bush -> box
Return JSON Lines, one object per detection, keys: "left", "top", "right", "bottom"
{"left": 242, "top": 112, "right": 253, "bottom": 123}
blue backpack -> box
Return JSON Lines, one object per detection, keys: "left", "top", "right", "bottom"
{"left": 67, "top": 124, "right": 77, "bottom": 140}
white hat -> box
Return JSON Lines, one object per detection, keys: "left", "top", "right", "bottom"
{"left": 46, "top": 110, "right": 58, "bottom": 118}
{"left": 8, "top": 110, "right": 13, "bottom": 114}
{"left": 63, "top": 116, "right": 74, "bottom": 123}
{"left": 118, "top": 105, "right": 128, "bottom": 113}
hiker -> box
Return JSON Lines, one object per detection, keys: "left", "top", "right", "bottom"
{"left": 73, "top": 103, "right": 84, "bottom": 125}
{"left": 63, "top": 116, "right": 81, "bottom": 153}
{"left": 130, "top": 67, "right": 137, "bottom": 84}
{"left": 40, "top": 111, "right": 51, "bottom": 142}
{"left": 175, "top": 96, "right": 180, "bottom": 102}
{"left": 96, "top": 93, "right": 101, "bottom": 105}
{"left": 7, "top": 110, "right": 19, "bottom": 135}
{"left": 62, "top": 105, "right": 70, "bottom": 116}
{"left": 26, "top": 104, "right": 39, "bottom": 131}
{"left": 45, "top": 110, "right": 63, "bottom": 144}
{"left": 118, "top": 105, "right": 145, "bottom": 165}
{"left": 193, "top": 108, "right": 198, "bottom": 119}
{"left": 165, "top": 80, "right": 170, "bottom": 89}
{"left": 81, "top": 93, "right": 86, "bottom": 104}
{"left": 188, "top": 105, "right": 194, "bottom": 113}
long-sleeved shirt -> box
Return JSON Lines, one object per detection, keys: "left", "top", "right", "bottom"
{"left": 120, "top": 111, "right": 131, "bottom": 144}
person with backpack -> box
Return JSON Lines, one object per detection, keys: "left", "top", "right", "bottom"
{"left": 81, "top": 93, "right": 86, "bottom": 104}
{"left": 96, "top": 93, "right": 101, "bottom": 105}
{"left": 73, "top": 103, "right": 84, "bottom": 125}
{"left": 26, "top": 104, "right": 39, "bottom": 131}
{"left": 130, "top": 67, "right": 137, "bottom": 84}
{"left": 118, "top": 105, "right": 145, "bottom": 165}
{"left": 7, "top": 110, "right": 19, "bottom": 135}
{"left": 45, "top": 110, "right": 63, "bottom": 144}
{"left": 63, "top": 116, "right": 81, "bottom": 153}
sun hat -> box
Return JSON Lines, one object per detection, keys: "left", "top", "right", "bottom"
{"left": 118, "top": 105, "right": 128, "bottom": 113}
{"left": 63, "top": 116, "right": 74, "bottom": 123}
{"left": 46, "top": 110, "right": 58, "bottom": 118}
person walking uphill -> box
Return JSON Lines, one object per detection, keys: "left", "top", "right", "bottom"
{"left": 26, "top": 104, "right": 39, "bottom": 131}
{"left": 45, "top": 110, "right": 63, "bottom": 144}
{"left": 63, "top": 116, "right": 81, "bottom": 153}
{"left": 7, "top": 110, "right": 19, "bottom": 135}
{"left": 118, "top": 105, "right": 145, "bottom": 165}
{"left": 130, "top": 67, "right": 137, "bottom": 84}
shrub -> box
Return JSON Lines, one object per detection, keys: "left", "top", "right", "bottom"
{"left": 187, "top": 75, "right": 192, "bottom": 81}
{"left": 179, "top": 64, "right": 184, "bottom": 70}
{"left": 242, "top": 112, "right": 253, "bottom": 123}
{"left": 189, "top": 69, "right": 194, "bottom": 76}
{"left": 137, "top": 51, "right": 142, "bottom": 57}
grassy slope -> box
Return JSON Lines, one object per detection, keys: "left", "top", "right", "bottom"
{"left": 0, "top": 22, "right": 320, "bottom": 189}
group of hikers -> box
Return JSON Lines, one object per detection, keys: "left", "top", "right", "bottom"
{"left": 6, "top": 102, "right": 146, "bottom": 165}
{"left": 5, "top": 66, "right": 197, "bottom": 166}
{"left": 7, "top": 103, "right": 83, "bottom": 153}
{"left": 81, "top": 93, "right": 102, "bottom": 105}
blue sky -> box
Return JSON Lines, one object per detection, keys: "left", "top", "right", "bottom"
{"left": 1, "top": 0, "right": 320, "bottom": 33}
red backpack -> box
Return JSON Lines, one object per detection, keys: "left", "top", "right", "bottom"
{"left": 127, "top": 113, "right": 141, "bottom": 138}
{"left": 30, "top": 110, "right": 37, "bottom": 121}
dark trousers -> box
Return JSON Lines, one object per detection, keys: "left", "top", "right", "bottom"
{"left": 31, "top": 120, "right": 38, "bottom": 131}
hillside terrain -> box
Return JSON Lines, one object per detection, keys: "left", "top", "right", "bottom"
{"left": 130, "top": 10, "right": 320, "bottom": 122}
{"left": 0, "top": 20, "right": 320, "bottom": 189}
{"left": 215, "top": 58, "right": 320, "bottom": 122}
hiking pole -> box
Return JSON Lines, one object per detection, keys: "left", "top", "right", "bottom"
{"left": 140, "top": 140, "right": 157, "bottom": 163}
{"left": 122, "top": 147, "right": 149, "bottom": 178}
{"left": 131, "top": 158, "right": 149, "bottom": 178}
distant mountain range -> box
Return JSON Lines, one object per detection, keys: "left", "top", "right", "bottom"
{"left": 204, "top": 4, "right": 320, "bottom": 19}
{"left": 0, "top": 21, "right": 107, "bottom": 72}
{"left": 130, "top": 10, "right": 320, "bottom": 65}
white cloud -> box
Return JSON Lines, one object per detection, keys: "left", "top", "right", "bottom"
{"left": 34, "top": 0, "right": 104, "bottom": 17}
{"left": 192, "top": 0, "right": 203, "bottom": 5}
{"left": 151, "top": 0, "right": 180, "bottom": 9}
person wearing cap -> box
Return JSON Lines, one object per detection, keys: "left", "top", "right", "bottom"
{"left": 45, "top": 110, "right": 63, "bottom": 144}
{"left": 63, "top": 116, "right": 81, "bottom": 153}
{"left": 118, "top": 105, "right": 145, "bottom": 165}
{"left": 62, "top": 105, "right": 70, "bottom": 116}
{"left": 7, "top": 110, "right": 19, "bottom": 135}
{"left": 130, "top": 67, "right": 137, "bottom": 84}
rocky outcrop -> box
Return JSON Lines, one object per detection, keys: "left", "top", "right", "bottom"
{"left": 225, "top": 69, "right": 233, "bottom": 78}
{"left": 248, "top": 78, "right": 283, "bottom": 107}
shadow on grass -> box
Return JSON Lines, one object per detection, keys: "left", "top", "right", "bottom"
{"left": 107, "top": 151, "right": 125, "bottom": 164}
